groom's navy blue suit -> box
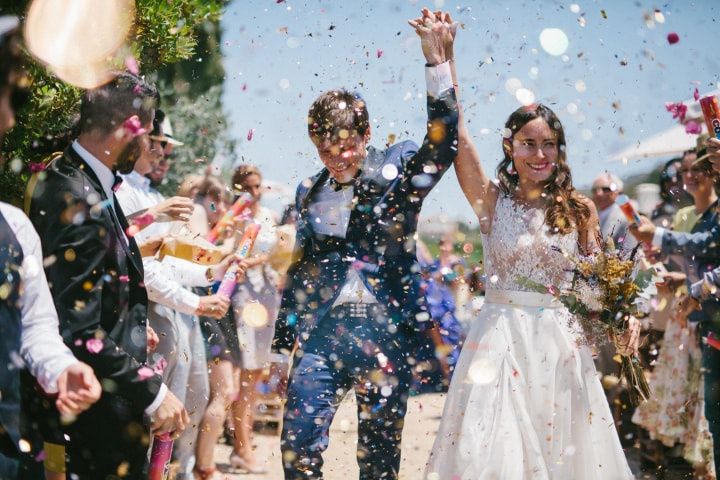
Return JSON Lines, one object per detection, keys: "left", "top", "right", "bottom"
{"left": 273, "top": 83, "right": 458, "bottom": 479}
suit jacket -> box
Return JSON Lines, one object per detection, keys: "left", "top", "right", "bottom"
{"left": 659, "top": 200, "right": 720, "bottom": 335}
{"left": 273, "top": 89, "right": 458, "bottom": 354}
{"left": 28, "top": 146, "right": 162, "bottom": 416}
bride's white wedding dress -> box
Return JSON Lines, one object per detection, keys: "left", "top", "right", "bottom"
{"left": 425, "top": 196, "right": 633, "bottom": 480}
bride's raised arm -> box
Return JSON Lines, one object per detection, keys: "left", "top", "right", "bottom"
{"left": 433, "top": 11, "right": 495, "bottom": 229}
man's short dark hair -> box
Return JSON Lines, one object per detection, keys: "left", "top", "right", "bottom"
{"left": 307, "top": 89, "right": 369, "bottom": 141}
{"left": 78, "top": 72, "right": 159, "bottom": 135}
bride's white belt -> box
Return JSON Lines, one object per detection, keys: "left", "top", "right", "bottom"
{"left": 485, "top": 289, "right": 562, "bottom": 308}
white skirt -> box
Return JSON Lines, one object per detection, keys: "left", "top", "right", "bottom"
{"left": 425, "top": 290, "right": 634, "bottom": 480}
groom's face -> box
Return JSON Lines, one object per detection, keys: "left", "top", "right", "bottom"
{"left": 315, "top": 132, "right": 368, "bottom": 183}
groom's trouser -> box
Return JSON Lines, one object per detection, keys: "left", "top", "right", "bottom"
{"left": 281, "top": 304, "right": 413, "bottom": 480}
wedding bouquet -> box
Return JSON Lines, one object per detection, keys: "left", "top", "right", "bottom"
{"left": 520, "top": 236, "right": 655, "bottom": 405}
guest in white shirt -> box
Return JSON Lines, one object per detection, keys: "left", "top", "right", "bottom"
{"left": 0, "top": 18, "right": 101, "bottom": 479}
{"left": 115, "top": 110, "right": 244, "bottom": 480}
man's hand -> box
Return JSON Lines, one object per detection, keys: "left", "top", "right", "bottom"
{"left": 137, "top": 235, "right": 164, "bottom": 257}
{"left": 706, "top": 137, "right": 720, "bottom": 173}
{"left": 149, "top": 390, "right": 189, "bottom": 439}
{"left": 408, "top": 8, "right": 458, "bottom": 65}
{"left": 56, "top": 362, "right": 102, "bottom": 416}
{"left": 657, "top": 271, "right": 687, "bottom": 290}
{"left": 628, "top": 215, "right": 656, "bottom": 243}
{"left": 196, "top": 293, "right": 231, "bottom": 319}
{"left": 676, "top": 294, "right": 700, "bottom": 321}
{"left": 148, "top": 196, "right": 194, "bottom": 222}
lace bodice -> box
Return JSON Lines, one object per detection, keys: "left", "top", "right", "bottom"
{"left": 482, "top": 196, "right": 578, "bottom": 292}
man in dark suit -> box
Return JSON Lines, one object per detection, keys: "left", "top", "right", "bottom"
{"left": 272, "top": 12, "right": 458, "bottom": 480}
{"left": 28, "top": 72, "right": 188, "bottom": 479}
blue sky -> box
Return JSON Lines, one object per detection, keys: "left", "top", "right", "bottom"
{"left": 220, "top": 0, "right": 720, "bottom": 225}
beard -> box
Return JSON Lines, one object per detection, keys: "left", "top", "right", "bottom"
{"left": 115, "top": 137, "right": 143, "bottom": 174}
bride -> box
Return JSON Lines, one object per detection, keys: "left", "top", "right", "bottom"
{"left": 417, "top": 12, "right": 638, "bottom": 480}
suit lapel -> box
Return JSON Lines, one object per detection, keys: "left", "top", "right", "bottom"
{"left": 65, "top": 147, "right": 144, "bottom": 276}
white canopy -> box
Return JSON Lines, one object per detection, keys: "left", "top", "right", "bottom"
{"left": 611, "top": 89, "right": 719, "bottom": 163}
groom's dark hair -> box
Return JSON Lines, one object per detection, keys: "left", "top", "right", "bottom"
{"left": 79, "top": 71, "right": 159, "bottom": 135}
{"left": 307, "top": 89, "right": 369, "bottom": 142}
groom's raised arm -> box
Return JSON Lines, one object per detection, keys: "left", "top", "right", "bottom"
{"left": 401, "top": 10, "right": 459, "bottom": 198}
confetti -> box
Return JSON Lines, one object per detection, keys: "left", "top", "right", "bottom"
{"left": 539, "top": 28, "right": 569, "bottom": 56}
{"left": 667, "top": 32, "right": 679, "bottom": 44}
{"left": 137, "top": 366, "right": 154, "bottom": 380}
{"left": 86, "top": 338, "right": 103, "bottom": 354}
{"left": 247, "top": 128, "right": 255, "bottom": 141}
{"left": 376, "top": 49, "right": 383, "bottom": 58}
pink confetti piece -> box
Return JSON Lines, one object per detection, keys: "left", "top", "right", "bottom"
{"left": 29, "top": 162, "right": 46, "bottom": 173}
{"left": 123, "top": 116, "right": 147, "bottom": 137}
{"left": 35, "top": 450, "right": 46, "bottom": 462}
{"left": 125, "top": 55, "right": 140, "bottom": 75}
{"left": 665, "top": 101, "right": 687, "bottom": 122}
{"left": 694, "top": 88, "right": 700, "bottom": 101}
{"left": 376, "top": 49, "right": 384, "bottom": 58}
{"left": 131, "top": 212, "right": 155, "bottom": 228}
{"left": 153, "top": 358, "right": 168, "bottom": 375}
{"left": 241, "top": 83, "right": 248, "bottom": 91}
{"left": 86, "top": 338, "right": 103, "bottom": 354}
{"left": 667, "top": 32, "right": 679, "bottom": 44}
{"left": 74, "top": 339, "right": 83, "bottom": 346}
{"left": 119, "top": 275, "right": 130, "bottom": 282}
{"left": 137, "top": 366, "right": 154, "bottom": 381}
{"left": 247, "top": 128, "right": 255, "bottom": 141}
{"left": 685, "top": 120, "right": 702, "bottom": 134}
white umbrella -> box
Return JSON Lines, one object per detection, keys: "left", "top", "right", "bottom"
{"left": 611, "top": 89, "right": 719, "bottom": 163}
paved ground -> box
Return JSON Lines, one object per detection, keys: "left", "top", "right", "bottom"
{"left": 210, "top": 392, "right": 443, "bottom": 479}
{"left": 209, "top": 392, "right": 696, "bottom": 480}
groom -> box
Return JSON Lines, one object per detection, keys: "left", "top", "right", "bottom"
{"left": 272, "top": 11, "right": 458, "bottom": 480}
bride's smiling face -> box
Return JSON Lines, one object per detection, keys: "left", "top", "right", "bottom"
{"left": 508, "top": 117, "right": 559, "bottom": 185}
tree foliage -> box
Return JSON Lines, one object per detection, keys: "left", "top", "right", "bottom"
{"left": 0, "top": 0, "right": 228, "bottom": 205}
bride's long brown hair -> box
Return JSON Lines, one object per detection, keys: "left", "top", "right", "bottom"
{"left": 497, "top": 103, "right": 590, "bottom": 235}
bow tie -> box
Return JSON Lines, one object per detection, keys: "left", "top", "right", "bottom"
{"left": 328, "top": 177, "right": 354, "bottom": 192}
{"left": 112, "top": 174, "right": 124, "bottom": 192}
{"left": 327, "top": 169, "right": 362, "bottom": 192}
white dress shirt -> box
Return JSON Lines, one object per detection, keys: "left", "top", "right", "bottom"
{"left": 115, "top": 170, "right": 213, "bottom": 314}
{"left": 1, "top": 202, "right": 78, "bottom": 394}
{"left": 307, "top": 61, "right": 454, "bottom": 306}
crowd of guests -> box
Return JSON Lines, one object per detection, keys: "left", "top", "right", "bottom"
{"left": 2, "top": 8, "right": 720, "bottom": 480}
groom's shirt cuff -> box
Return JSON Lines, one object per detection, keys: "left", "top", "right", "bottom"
{"left": 651, "top": 227, "right": 665, "bottom": 248}
{"left": 425, "top": 61, "right": 454, "bottom": 98}
{"left": 145, "top": 383, "right": 168, "bottom": 416}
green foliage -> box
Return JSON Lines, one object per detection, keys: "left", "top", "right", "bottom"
{"left": 0, "top": 0, "right": 227, "bottom": 205}
{"left": 154, "top": 82, "right": 236, "bottom": 196}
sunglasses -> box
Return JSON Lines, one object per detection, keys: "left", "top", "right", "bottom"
{"left": 678, "top": 167, "right": 708, "bottom": 176}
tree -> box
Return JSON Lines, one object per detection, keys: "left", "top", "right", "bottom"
{"left": 0, "top": 0, "right": 229, "bottom": 205}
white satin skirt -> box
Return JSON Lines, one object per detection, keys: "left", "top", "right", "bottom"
{"left": 424, "top": 290, "right": 634, "bottom": 480}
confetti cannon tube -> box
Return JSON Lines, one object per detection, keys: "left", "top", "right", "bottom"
{"left": 206, "top": 193, "right": 255, "bottom": 244}
{"left": 616, "top": 194, "right": 641, "bottom": 225}
{"left": 700, "top": 95, "right": 720, "bottom": 140}
{"left": 148, "top": 433, "right": 173, "bottom": 480}
{"left": 216, "top": 222, "right": 261, "bottom": 299}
